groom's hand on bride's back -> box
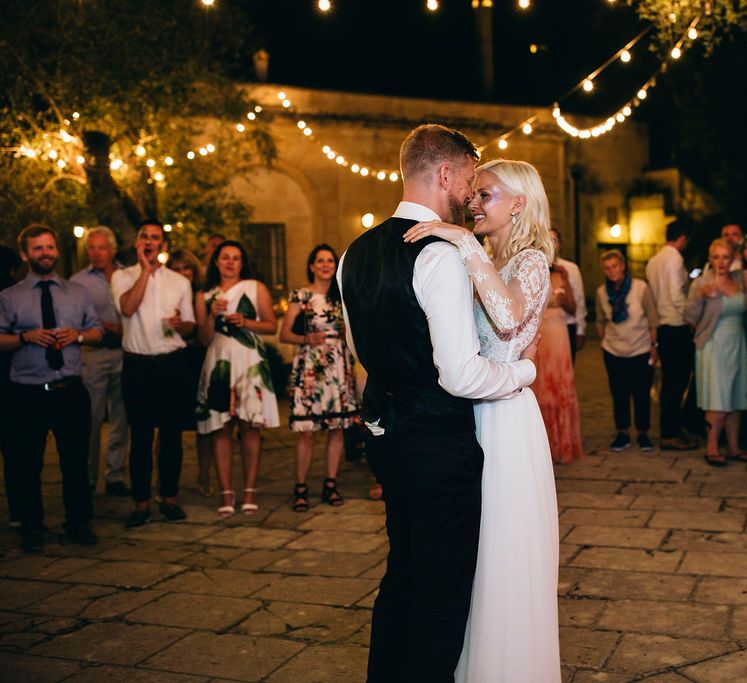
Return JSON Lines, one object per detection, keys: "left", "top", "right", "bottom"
{"left": 520, "top": 333, "right": 541, "bottom": 363}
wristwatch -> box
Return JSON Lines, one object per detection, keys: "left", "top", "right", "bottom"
{"left": 77, "top": 332, "right": 85, "bottom": 345}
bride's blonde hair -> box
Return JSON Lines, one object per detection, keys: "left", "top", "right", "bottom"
{"left": 477, "top": 159, "right": 554, "bottom": 264}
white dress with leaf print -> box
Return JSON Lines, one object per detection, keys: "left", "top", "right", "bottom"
{"left": 196, "top": 280, "right": 279, "bottom": 434}
{"left": 454, "top": 238, "right": 561, "bottom": 683}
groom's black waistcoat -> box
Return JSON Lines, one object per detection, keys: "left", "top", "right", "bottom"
{"left": 342, "top": 217, "right": 474, "bottom": 434}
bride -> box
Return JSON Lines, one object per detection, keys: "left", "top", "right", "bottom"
{"left": 404, "top": 158, "right": 561, "bottom": 682}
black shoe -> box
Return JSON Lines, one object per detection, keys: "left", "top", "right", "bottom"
{"left": 125, "top": 509, "right": 152, "bottom": 529}
{"left": 105, "top": 481, "right": 131, "bottom": 497}
{"left": 637, "top": 433, "right": 654, "bottom": 452}
{"left": 609, "top": 432, "right": 632, "bottom": 452}
{"left": 159, "top": 503, "right": 186, "bottom": 522}
{"left": 21, "top": 529, "right": 43, "bottom": 553}
{"left": 65, "top": 524, "right": 98, "bottom": 546}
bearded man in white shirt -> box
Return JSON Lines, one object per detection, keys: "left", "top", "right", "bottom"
{"left": 337, "top": 124, "right": 539, "bottom": 683}
{"left": 646, "top": 218, "right": 698, "bottom": 450}
{"left": 111, "top": 220, "right": 195, "bottom": 528}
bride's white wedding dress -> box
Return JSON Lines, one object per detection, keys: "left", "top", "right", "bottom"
{"left": 454, "top": 236, "right": 561, "bottom": 683}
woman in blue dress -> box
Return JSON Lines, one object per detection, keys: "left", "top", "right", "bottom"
{"left": 686, "top": 238, "right": 747, "bottom": 466}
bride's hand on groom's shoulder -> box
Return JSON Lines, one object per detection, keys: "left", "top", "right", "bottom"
{"left": 520, "top": 333, "right": 541, "bottom": 363}
{"left": 403, "top": 221, "right": 469, "bottom": 245}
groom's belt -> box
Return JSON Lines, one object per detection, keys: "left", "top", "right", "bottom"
{"left": 366, "top": 385, "right": 474, "bottom": 435}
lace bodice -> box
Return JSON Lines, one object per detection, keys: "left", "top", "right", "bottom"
{"left": 455, "top": 234, "right": 550, "bottom": 363}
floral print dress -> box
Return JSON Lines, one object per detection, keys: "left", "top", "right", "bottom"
{"left": 288, "top": 288, "right": 359, "bottom": 432}
{"left": 196, "top": 280, "right": 279, "bottom": 433}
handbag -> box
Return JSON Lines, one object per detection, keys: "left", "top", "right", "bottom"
{"left": 290, "top": 308, "right": 306, "bottom": 336}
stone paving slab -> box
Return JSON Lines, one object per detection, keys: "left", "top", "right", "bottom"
{"left": 60, "top": 560, "right": 187, "bottom": 588}
{"left": 680, "top": 649, "right": 747, "bottom": 682}
{"left": 264, "top": 550, "right": 382, "bottom": 578}
{"left": 63, "top": 665, "right": 209, "bottom": 683}
{"left": 142, "top": 632, "right": 305, "bottom": 681}
{"left": 693, "top": 576, "right": 747, "bottom": 604}
{"left": 253, "top": 575, "right": 379, "bottom": 607}
{"left": 265, "top": 643, "right": 368, "bottom": 682}
{"left": 679, "top": 551, "right": 747, "bottom": 577}
{"left": 29, "top": 622, "right": 187, "bottom": 665}
{"left": 564, "top": 525, "right": 668, "bottom": 549}
{"left": 0, "top": 651, "right": 82, "bottom": 682}
{"left": 570, "top": 569, "right": 696, "bottom": 601}
{"left": 154, "top": 569, "right": 280, "bottom": 598}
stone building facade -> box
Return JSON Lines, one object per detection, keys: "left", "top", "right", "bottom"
{"left": 227, "top": 84, "right": 653, "bottom": 302}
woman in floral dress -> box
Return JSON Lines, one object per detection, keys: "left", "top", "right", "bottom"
{"left": 195, "top": 241, "right": 279, "bottom": 517}
{"left": 280, "top": 244, "right": 360, "bottom": 511}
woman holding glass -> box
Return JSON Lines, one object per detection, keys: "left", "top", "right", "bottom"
{"left": 280, "top": 244, "right": 359, "bottom": 512}
{"left": 195, "top": 240, "right": 279, "bottom": 516}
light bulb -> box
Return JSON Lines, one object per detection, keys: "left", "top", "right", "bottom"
{"left": 164, "top": 224, "right": 173, "bottom": 232}
{"left": 522, "top": 122, "right": 533, "bottom": 135}
{"left": 688, "top": 27, "right": 698, "bottom": 40}
{"left": 236, "top": 123, "right": 246, "bottom": 132}
{"left": 164, "top": 156, "right": 174, "bottom": 165}
{"left": 609, "top": 224, "right": 622, "bottom": 238}
{"left": 582, "top": 79, "right": 594, "bottom": 92}
{"left": 282, "top": 99, "right": 291, "bottom": 108}
{"left": 48, "top": 150, "right": 58, "bottom": 160}
{"left": 498, "top": 139, "right": 508, "bottom": 150}
{"left": 620, "top": 50, "right": 631, "bottom": 63}
{"left": 110, "top": 159, "right": 123, "bottom": 170}
{"left": 322, "top": 145, "right": 331, "bottom": 154}
{"left": 427, "top": 0, "right": 439, "bottom": 11}
{"left": 518, "top": 0, "right": 530, "bottom": 9}
{"left": 146, "top": 158, "right": 156, "bottom": 167}
{"left": 335, "top": 155, "right": 345, "bottom": 165}
{"left": 637, "top": 89, "right": 647, "bottom": 100}
{"left": 297, "top": 121, "right": 306, "bottom": 129}
{"left": 671, "top": 46, "right": 682, "bottom": 59}
{"left": 157, "top": 252, "right": 169, "bottom": 265}
{"left": 154, "top": 171, "right": 165, "bottom": 182}
{"left": 622, "top": 105, "right": 632, "bottom": 116}
{"left": 277, "top": 91, "right": 286, "bottom": 100}
{"left": 389, "top": 172, "right": 399, "bottom": 182}
{"left": 199, "top": 148, "right": 208, "bottom": 156}
{"left": 206, "top": 144, "right": 215, "bottom": 153}
{"left": 76, "top": 155, "right": 85, "bottom": 164}
{"left": 377, "top": 171, "right": 386, "bottom": 180}
{"left": 360, "top": 167, "right": 369, "bottom": 177}
{"left": 303, "top": 127, "right": 312, "bottom": 136}
{"left": 201, "top": 0, "right": 215, "bottom": 6}
{"left": 72, "top": 111, "right": 80, "bottom": 120}
{"left": 361, "top": 213, "right": 375, "bottom": 228}
{"left": 73, "top": 225, "right": 85, "bottom": 239}
{"left": 318, "top": 0, "right": 331, "bottom": 11}
{"left": 135, "top": 145, "right": 146, "bottom": 157}
{"left": 187, "top": 151, "right": 196, "bottom": 159}
{"left": 351, "top": 164, "right": 360, "bottom": 173}
{"left": 247, "top": 112, "right": 256, "bottom": 120}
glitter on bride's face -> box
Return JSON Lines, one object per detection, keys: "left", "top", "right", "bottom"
{"left": 468, "top": 172, "right": 517, "bottom": 236}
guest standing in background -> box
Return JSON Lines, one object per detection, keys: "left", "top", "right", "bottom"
{"left": 195, "top": 241, "right": 279, "bottom": 516}
{"left": 685, "top": 239, "right": 747, "bottom": 466}
{"left": 168, "top": 249, "right": 213, "bottom": 497}
{"left": 550, "top": 229, "right": 587, "bottom": 362}
{"left": 71, "top": 226, "right": 129, "bottom": 496}
{"left": 280, "top": 244, "right": 360, "bottom": 512}
{"left": 0, "top": 245, "right": 21, "bottom": 528}
{"left": 111, "top": 219, "right": 195, "bottom": 528}
{"left": 596, "top": 249, "right": 659, "bottom": 453}
{"left": 202, "top": 233, "right": 226, "bottom": 269}
{"left": 645, "top": 218, "right": 698, "bottom": 451}
{"left": 0, "top": 225, "right": 102, "bottom": 552}
{"left": 533, "top": 253, "right": 584, "bottom": 464}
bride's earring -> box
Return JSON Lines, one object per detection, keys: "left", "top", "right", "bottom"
{"left": 510, "top": 212, "right": 518, "bottom": 226}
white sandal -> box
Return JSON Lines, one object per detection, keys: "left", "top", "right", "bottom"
{"left": 218, "top": 491, "right": 235, "bottom": 518}
{"left": 241, "top": 488, "right": 258, "bottom": 515}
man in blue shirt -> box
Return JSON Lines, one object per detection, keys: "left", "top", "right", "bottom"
{"left": 71, "top": 227, "right": 129, "bottom": 496}
{"left": 0, "top": 224, "right": 102, "bottom": 552}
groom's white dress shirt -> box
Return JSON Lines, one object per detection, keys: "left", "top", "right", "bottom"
{"left": 337, "top": 201, "right": 537, "bottom": 435}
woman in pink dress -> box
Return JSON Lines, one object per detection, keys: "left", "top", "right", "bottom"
{"left": 533, "top": 250, "right": 584, "bottom": 464}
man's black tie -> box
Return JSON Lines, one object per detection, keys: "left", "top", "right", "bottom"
{"left": 38, "top": 281, "right": 64, "bottom": 370}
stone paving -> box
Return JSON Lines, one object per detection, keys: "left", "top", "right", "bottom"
{"left": 1, "top": 338, "right": 747, "bottom": 682}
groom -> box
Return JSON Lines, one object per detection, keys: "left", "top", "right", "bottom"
{"left": 337, "top": 124, "right": 539, "bottom": 682}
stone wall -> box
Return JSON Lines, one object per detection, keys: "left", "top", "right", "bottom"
{"left": 230, "top": 84, "right": 650, "bottom": 297}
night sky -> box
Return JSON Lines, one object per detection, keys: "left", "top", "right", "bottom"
{"left": 250, "top": 1, "right": 654, "bottom": 117}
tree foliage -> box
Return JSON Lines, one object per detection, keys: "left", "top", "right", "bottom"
{"left": 630, "top": 0, "right": 747, "bottom": 56}
{"left": 0, "top": 0, "right": 274, "bottom": 254}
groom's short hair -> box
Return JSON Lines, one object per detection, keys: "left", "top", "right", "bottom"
{"left": 400, "top": 124, "right": 479, "bottom": 182}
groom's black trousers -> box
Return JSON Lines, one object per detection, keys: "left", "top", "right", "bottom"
{"left": 366, "top": 427, "right": 484, "bottom": 683}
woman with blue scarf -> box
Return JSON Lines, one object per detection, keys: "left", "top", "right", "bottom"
{"left": 595, "top": 250, "right": 659, "bottom": 452}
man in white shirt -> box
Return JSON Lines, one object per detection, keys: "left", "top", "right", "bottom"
{"left": 111, "top": 220, "right": 195, "bottom": 528}
{"left": 337, "top": 124, "right": 538, "bottom": 682}
{"left": 550, "top": 229, "right": 587, "bottom": 362}
{"left": 645, "top": 218, "right": 697, "bottom": 450}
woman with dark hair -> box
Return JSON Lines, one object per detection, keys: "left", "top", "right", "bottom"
{"left": 195, "top": 240, "right": 279, "bottom": 516}
{"left": 167, "top": 249, "right": 213, "bottom": 496}
{"left": 280, "top": 243, "right": 359, "bottom": 511}
{"left": 596, "top": 249, "right": 659, "bottom": 452}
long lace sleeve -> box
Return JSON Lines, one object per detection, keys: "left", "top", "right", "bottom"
{"left": 454, "top": 233, "right": 549, "bottom": 333}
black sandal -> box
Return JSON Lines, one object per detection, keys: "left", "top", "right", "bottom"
{"left": 321, "top": 477, "right": 344, "bottom": 507}
{"left": 704, "top": 453, "right": 727, "bottom": 467}
{"left": 292, "top": 483, "right": 309, "bottom": 512}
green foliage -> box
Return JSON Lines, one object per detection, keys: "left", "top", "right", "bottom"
{"left": 629, "top": 0, "right": 747, "bottom": 56}
{"left": 0, "top": 0, "right": 275, "bottom": 249}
